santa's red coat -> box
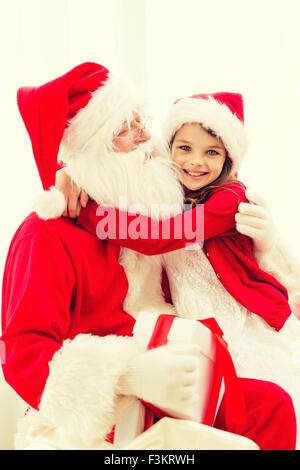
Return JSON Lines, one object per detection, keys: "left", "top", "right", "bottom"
{"left": 1, "top": 214, "right": 136, "bottom": 408}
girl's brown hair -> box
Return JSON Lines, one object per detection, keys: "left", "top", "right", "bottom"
{"left": 170, "top": 124, "right": 245, "bottom": 206}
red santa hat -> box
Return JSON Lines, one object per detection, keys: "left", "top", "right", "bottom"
{"left": 17, "top": 62, "right": 143, "bottom": 219}
{"left": 162, "top": 92, "right": 248, "bottom": 172}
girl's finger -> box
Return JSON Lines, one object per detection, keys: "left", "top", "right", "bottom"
{"left": 68, "top": 196, "right": 79, "bottom": 218}
{"left": 80, "top": 189, "right": 89, "bottom": 208}
{"left": 236, "top": 223, "right": 260, "bottom": 240}
{"left": 238, "top": 202, "right": 266, "bottom": 219}
{"left": 235, "top": 213, "right": 265, "bottom": 229}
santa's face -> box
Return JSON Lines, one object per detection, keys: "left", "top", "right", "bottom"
{"left": 112, "top": 113, "right": 151, "bottom": 153}
{"left": 171, "top": 123, "right": 227, "bottom": 191}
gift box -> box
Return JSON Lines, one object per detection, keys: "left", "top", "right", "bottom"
{"left": 113, "top": 311, "right": 246, "bottom": 448}
{"left": 113, "top": 396, "right": 155, "bottom": 448}
{"left": 133, "top": 311, "right": 221, "bottom": 423}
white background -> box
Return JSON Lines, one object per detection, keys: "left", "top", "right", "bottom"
{"left": 1, "top": 0, "right": 300, "bottom": 289}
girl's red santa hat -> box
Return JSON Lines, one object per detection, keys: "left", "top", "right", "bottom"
{"left": 17, "top": 62, "right": 144, "bottom": 219}
{"left": 162, "top": 92, "right": 248, "bottom": 172}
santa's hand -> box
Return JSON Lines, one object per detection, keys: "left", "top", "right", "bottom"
{"left": 235, "top": 187, "right": 276, "bottom": 253}
{"left": 55, "top": 168, "right": 89, "bottom": 218}
{"left": 119, "top": 344, "right": 200, "bottom": 412}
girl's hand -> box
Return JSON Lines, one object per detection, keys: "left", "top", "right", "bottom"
{"left": 55, "top": 168, "right": 89, "bottom": 218}
{"left": 235, "top": 187, "right": 276, "bottom": 253}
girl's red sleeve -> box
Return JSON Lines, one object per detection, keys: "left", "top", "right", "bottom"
{"left": 76, "top": 182, "right": 247, "bottom": 256}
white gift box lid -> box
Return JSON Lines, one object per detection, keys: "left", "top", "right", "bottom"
{"left": 133, "top": 311, "right": 216, "bottom": 361}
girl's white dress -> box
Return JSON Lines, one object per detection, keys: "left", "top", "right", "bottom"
{"left": 163, "top": 246, "right": 300, "bottom": 448}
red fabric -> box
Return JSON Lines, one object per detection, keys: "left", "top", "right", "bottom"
{"left": 161, "top": 268, "right": 172, "bottom": 304}
{"left": 56, "top": 161, "right": 65, "bottom": 171}
{"left": 77, "top": 182, "right": 291, "bottom": 331}
{"left": 17, "top": 62, "right": 109, "bottom": 190}
{"left": 214, "top": 378, "right": 297, "bottom": 450}
{"left": 146, "top": 314, "right": 174, "bottom": 350}
{"left": 1, "top": 213, "right": 134, "bottom": 409}
{"left": 174, "top": 92, "right": 245, "bottom": 123}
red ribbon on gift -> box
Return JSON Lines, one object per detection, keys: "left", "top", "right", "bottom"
{"left": 142, "top": 314, "right": 247, "bottom": 435}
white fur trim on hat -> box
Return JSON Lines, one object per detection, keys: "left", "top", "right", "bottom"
{"left": 162, "top": 97, "right": 248, "bottom": 171}
{"left": 33, "top": 186, "right": 66, "bottom": 220}
{"left": 59, "top": 74, "right": 145, "bottom": 163}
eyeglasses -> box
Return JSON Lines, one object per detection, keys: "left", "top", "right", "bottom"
{"left": 116, "top": 115, "right": 152, "bottom": 140}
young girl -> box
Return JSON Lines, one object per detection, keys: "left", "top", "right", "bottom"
{"left": 67, "top": 92, "right": 300, "bottom": 446}
{"left": 160, "top": 93, "right": 300, "bottom": 411}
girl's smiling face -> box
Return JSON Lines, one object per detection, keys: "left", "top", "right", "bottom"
{"left": 171, "top": 123, "right": 227, "bottom": 191}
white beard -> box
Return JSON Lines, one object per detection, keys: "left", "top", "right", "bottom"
{"left": 65, "top": 139, "right": 183, "bottom": 216}
{"left": 65, "top": 139, "right": 184, "bottom": 319}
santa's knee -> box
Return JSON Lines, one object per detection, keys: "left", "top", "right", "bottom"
{"left": 239, "top": 377, "right": 295, "bottom": 418}
{"left": 247, "top": 378, "right": 296, "bottom": 421}
{"left": 266, "top": 382, "right": 296, "bottom": 417}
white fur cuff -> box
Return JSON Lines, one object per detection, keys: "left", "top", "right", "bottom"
{"left": 38, "top": 334, "right": 139, "bottom": 448}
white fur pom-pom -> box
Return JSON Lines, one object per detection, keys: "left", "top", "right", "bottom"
{"left": 33, "top": 186, "right": 66, "bottom": 220}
